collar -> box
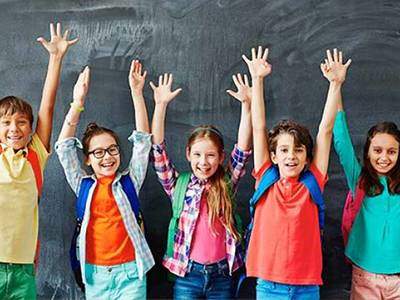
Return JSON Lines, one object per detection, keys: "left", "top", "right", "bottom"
{"left": 0, "top": 142, "right": 29, "bottom": 157}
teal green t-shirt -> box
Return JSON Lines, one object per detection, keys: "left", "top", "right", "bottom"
{"left": 333, "top": 111, "right": 400, "bottom": 274}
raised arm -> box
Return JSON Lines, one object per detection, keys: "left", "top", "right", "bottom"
{"left": 150, "top": 73, "right": 182, "bottom": 144}
{"left": 36, "top": 23, "right": 78, "bottom": 151}
{"left": 129, "top": 60, "right": 150, "bottom": 133}
{"left": 313, "top": 48, "right": 351, "bottom": 175}
{"left": 242, "top": 46, "right": 272, "bottom": 171}
{"left": 57, "top": 67, "right": 90, "bottom": 142}
{"left": 227, "top": 73, "right": 252, "bottom": 151}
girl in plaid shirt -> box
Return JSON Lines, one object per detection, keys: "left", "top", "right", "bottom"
{"left": 151, "top": 73, "right": 252, "bottom": 299}
{"left": 55, "top": 61, "right": 154, "bottom": 299}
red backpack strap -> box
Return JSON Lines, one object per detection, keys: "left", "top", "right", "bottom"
{"left": 341, "top": 180, "right": 366, "bottom": 246}
{"left": 26, "top": 147, "right": 43, "bottom": 196}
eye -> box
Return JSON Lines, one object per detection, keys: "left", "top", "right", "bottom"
{"left": 1, "top": 120, "right": 10, "bottom": 126}
{"left": 373, "top": 148, "right": 382, "bottom": 154}
{"left": 295, "top": 148, "right": 305, "bottom": 153}
{"left": 93, "top": 149, "right": 105, "bottom": 158}
{"left": 192, "top": 152, "right": 201, "bottom": 157}
{"left": 388, "top": 150, "right": 398, "bottom": 155}
{"left": 280, "top": 148, "right": 288, "bottom": 153}
{"left": 108, "top": 145, "right": 120, "bottom": 156}
{"left": 17, "top": 120, "right": 28, "bottom": 125}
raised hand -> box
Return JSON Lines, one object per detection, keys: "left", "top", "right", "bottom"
{"left": 129, "top": 60, "right": 147, "bottom": 95}
{"left": 73, "top": 66, "right": 90, "bottom": 106}
{"left": 150, "top": 73, "right": 182, "bottom": 105}
{"left": 320, "top": 48, "right": 351, "bottom": 84}
{"left": 227, "top": 73, "right": 251, "bottom": 104}
{"left": 37, "top": 23, "right": 78, "bottom": 58}
{"left": 242, "top": 46, "right": 272, "bottom": 78}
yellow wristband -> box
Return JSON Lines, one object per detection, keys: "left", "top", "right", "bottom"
{"left": 70, "top": 102, "right": 84, "bottom": 112}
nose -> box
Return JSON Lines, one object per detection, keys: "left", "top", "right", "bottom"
{"left": 9, "top": 121, "right": 18, "bottom": 131}
{"left": 199, "top": 155, "right": 207, "bottom": 165}
{"left": 287, "top": 149, "right": 295, "bottom": 159}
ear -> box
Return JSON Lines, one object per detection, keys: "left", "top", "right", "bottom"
{"left": 186, "top": 146, "right": 191, "bottom": 162}
{"left": 270, "top": 151, "right": 278, "bottom": 164}
{"left": 219, "top": 151, "right": 225, "bottom": 164}
{"left": 84, "top": 156, "right": 91, "bottom": 166}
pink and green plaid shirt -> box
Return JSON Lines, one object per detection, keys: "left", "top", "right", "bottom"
{"left": 152, "top": 141, "right": 251, "bottom": 277}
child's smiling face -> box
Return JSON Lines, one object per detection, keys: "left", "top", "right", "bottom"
{"left": 186, "top": 137, "right": 224, "bottom": 180}
{"left": 271, "top": 133, "right": 308, "bottom": 178}
{"left": 85, "top": 133, "right": 121, "bottom": 178}
{"left": 368, "top": 133, "right": 399, "bottom": 175}
{"left": 0, "top": 112, "right": 32, "bottom": 151}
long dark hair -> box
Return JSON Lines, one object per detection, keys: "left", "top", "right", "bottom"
{"left": 360, "top": 122, "right": 400, "bottom": 196}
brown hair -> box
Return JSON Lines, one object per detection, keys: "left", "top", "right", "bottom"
{"left": 82, "top": 122, "right": 120, "bottom": 156}
{"left": 268, "top": 119, "right": 314, "bottom": 162}
{"left": 187, "top": 125, "right": 239, "bottom": 240}
{"left": 0, "top": 96, "right": 34, "bottom": 126}
{"left": 360, "top": 122, "right": 400, "bottom": 196}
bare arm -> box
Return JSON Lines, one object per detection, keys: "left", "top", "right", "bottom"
{"left": 314, "top": 48, "right": 351, "bottom": 175}
{"left": 36, "top": 23, "right": 78, "bottom": 150}
{"left": 242, "top": 46, "right": 272, "bottom": 171}
{"left": 150, "top": 74, "right": 182, "bottom": 144}
{"left": 227, "top": 73, "right": 252, "bottom": 150}
{"left": 129, "top": 60, "right": 150, "bottom": 133}
{"left": 57, "top": 67, "right": 90, "bottom": 141}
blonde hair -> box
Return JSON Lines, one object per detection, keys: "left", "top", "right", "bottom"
{"left": 187, "top": 125, "right": 240, "bottom": 240}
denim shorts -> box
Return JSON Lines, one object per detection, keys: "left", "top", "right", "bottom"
{"left": 256, "top": 278, "right": 319, "bottom": 300}
{"left": 174, "top": 259, "right": 232, "bottom": 300}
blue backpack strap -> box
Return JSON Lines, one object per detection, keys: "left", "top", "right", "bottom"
{"left": 246, "top": 165, "right": 280, "bottom": 241}
{"left": 119, "top": 174, "right": 140, "bottom": 219}
{"left": 299, "top": 170, "right": 325, "bottom": 230}
{"left": 70, "top": 177, "right": 95, "bottom": 292}
{"left": 76, "top": 178, "right": 95, "bottom": 222}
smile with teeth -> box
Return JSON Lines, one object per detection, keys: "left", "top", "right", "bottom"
{"left": 285, "top": 162, "right": 298, "bottom": 167}
{"left": 197, "top": 167, "right": 211, "bottom": 173}
{"left": 101, "top": 162, "right": 115, "bottom": 168}
{"left": 7, "top": 136, "right": 22, "bottom": 141}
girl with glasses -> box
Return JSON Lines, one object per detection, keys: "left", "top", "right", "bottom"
{"left": 55, "top": 61, "right": 154, "bottom": 300}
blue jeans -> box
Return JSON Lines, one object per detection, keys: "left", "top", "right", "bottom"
{"left": 85, "top": 261, "right": 146, "bottom": 300}
{"left": 256, "top": 279, "right": 319, "bottom": 300}
{"left": 174, "top": 259, "right": 232, "bottom": 300}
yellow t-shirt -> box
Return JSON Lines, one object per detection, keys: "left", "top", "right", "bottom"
{"left": 0, "top": 133, "right": 49, "bottom": 263}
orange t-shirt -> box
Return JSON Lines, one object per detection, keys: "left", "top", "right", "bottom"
{"left": 86, "top": 175, "right": 135, "bottom": 265}
{"left": 246, "top": 161, "right": 327, "bottom": 285}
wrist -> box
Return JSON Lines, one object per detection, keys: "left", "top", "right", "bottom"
{"left": 329, "top": 81, "right": 343, "bottom": 88}
{"left": 131, "top": 90, "right": 144, "bottom": 99}
{"left": 70, "top": 101, "right": 84, "bottom": 112}
{"left": 49, "top": 53, "right": 65, "bottom": 61}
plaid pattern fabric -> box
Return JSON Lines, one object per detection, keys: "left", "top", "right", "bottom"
{"left": 152, "top": 141, "right": 251, "bottom": 277}
{"left": 55, "top": 131, "right": 154, "bottom": 282}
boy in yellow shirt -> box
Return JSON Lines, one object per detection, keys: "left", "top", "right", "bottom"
{"left": 0, "top": 23, "right": 77, "bottom": 299}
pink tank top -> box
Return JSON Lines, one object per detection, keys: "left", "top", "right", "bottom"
{"left": 189, "top": 191, "right": 227, "bottom": 264}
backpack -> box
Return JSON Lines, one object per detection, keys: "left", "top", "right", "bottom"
{"left": 69, "top": 174, "right": 144, "bottom": 292}
{"left": 244, "top": 165, "right": 325, "bottom": 249}
{"left": 165, "top": 172, "right": 244, "bottom": 282}
{"left": 0, "top": 145, "right": 43, "bottom": 266}
{"left": 341, "top": 183, "right": 365, "bottom": 246}
{"left": 166, "top": 172, "right": 243, "bottom": 259}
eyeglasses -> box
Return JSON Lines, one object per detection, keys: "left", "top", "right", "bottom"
{"left": 87, "top": 144, "right": 120, "bottom": 159}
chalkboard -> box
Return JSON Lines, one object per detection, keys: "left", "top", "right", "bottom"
{"left": 1, "top": 0, "right": 399, "bottom": 299}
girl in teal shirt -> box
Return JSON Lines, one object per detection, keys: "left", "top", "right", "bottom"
{"left": 333, "top": 97, "right": 400, "bottom": 299}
